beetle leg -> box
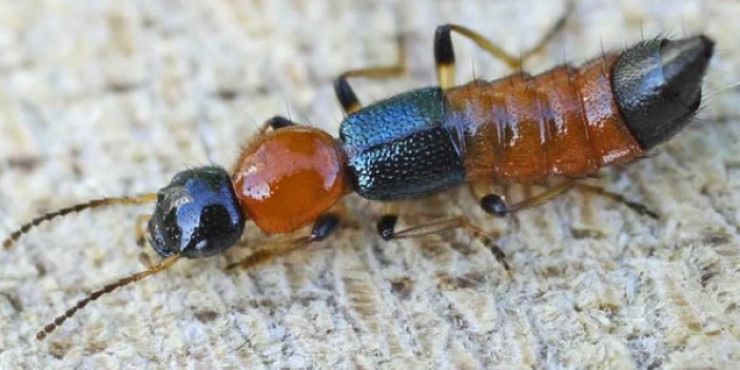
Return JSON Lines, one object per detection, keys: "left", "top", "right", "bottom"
{"left": 574, "top": 183, "right": 659, "bottom": 219}
{"left": 375, "top": 202, "right": 401, "bottom": 241}
{"left": 481, "top": 181, "right": 576, "bottom": 216}
{"left": 257, "top": 115, "right": 297, "bottom": 135}
{"left": 470, "top": 180, "right": 658, "bottom": 219}
{"left": 434, "top": 4, "right": 571, "bottom": 89}
{"left": 334, "top": 34, "right": 406, "bottom": 114}
{"left": 378, "top": 214, "right": 509, "bottom": 270}
{"left": 138, "top": 252, "right": 153, "bottom": 269}
{"left": 226, "top": 213, "right": 341, "bottom": 270}
{"left": 134, "top": 214, "right": 151, "bottom": 248}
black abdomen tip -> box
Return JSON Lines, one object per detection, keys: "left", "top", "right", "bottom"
{"left": 612, "top": 35, "right": 714, "bottom": 149}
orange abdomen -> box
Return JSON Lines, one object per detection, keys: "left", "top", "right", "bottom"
{"left": 232, "top": 128, "right": 347, "bottom": 234}
{"left": 445, "top": 55, "right": 644, "bottom": 183}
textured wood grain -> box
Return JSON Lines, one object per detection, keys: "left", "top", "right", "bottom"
{"left": 1, "top": 0, "right": 739, "bottom": 368}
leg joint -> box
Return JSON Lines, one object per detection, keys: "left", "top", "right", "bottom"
{"left": 376, "top": 214, "right": 398, "bottom": 241}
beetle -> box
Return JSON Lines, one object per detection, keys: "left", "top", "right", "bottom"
{"left": 2, "top": 15, "right": 714, "bottom": 340}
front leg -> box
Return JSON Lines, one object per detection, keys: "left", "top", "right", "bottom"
{"left": 257, "top": 115, "right": 297, "bottom": 135}
{"left": 226, "top": 213, "right": 341, "bottom": 270}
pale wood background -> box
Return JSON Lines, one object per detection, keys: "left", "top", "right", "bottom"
{"left": 1, "top": 0, "right": 739, "bottom": 368}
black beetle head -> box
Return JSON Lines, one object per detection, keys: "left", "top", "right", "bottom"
{"left": 612, "top": 36, "right": 714, "bottom": 149}
{"left": 148, "top": 166, "right": 245, "bottom": 258}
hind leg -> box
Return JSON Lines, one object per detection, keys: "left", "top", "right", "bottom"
{"left": 470, "top": 182, "right": 576, "bottom": 217}
{"left": 470, "top": 179, "right": 657, "bottom": 218}
{"left": 434, "top": 3, "right": 571, "bottom": 89}
{"left": 573, "top": 183, "right": 658, "bottom": 219}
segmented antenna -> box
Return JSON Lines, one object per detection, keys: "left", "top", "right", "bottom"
{"left": 3, "top": 194, "right": 158, "bottom": 249}
{"left": 36, "top": 254, "right": 180, "bottom": 341}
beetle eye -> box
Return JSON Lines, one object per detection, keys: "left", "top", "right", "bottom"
{"left": 148, "top": 166, "right": 246, "bottom": 258}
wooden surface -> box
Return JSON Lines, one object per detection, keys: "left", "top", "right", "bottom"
{"left": 1, "top": 0, "right": 739, "bottom": 368}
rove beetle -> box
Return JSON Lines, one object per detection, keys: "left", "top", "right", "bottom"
{"left": 2, "top": 11, "right": 714, "bottom": 340}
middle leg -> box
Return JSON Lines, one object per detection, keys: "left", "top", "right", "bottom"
{"left": 376, "top": 212, "right": 510, "bottom": 270}
{"left": 334, "top": 35, "right": 407, "bottom": 114}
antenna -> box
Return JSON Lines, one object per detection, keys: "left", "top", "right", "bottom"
{"left": 3, "top": 194, "right": 158, "bottom": 249}
{"left": 36, "top": 254, "right": 180, "bottom": 340}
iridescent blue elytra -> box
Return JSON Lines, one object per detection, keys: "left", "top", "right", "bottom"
{"left": 339, "top": 87, "right": 465, "bottom": 200}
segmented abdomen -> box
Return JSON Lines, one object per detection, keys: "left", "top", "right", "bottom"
{"left": 444, "top": 55, "right": 644, "bottom": 183}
